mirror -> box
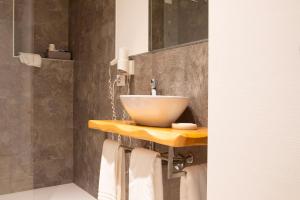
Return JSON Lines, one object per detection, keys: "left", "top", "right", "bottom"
{"left": 150, "top": 0, "right": 208, "bottom": 51}
{"left": 115, "top": 0, "right": 208, "bottom": 56}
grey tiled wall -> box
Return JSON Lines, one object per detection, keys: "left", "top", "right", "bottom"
{"left": 0, "top": 0, "right": 73, "bottom": 195}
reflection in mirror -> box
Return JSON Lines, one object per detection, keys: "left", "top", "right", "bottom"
{"left": 13, "top": 0, "right": 69, "bottom": 57}
{"left": 150, "top": 0, "right": 208, "bottom": 51}
{"left": 116, "top": 0, "right": 149, "bottom": 56}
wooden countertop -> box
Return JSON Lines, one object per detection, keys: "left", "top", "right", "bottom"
{"left": 88, "top": 120, "right": 208, "bottom": 147}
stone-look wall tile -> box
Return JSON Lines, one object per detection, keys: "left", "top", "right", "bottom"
{"left": 31, "top": 59, "right": 74, "bottom": 188}
{"left": 0, "top": 0, "right": 74, "bottom": 194}
{"left": 33, "top": 158, "right": 72, "bottom": 188}
{"left": 70, "top": 0, "right": 113, "bottom": 195}
{"left": 0, "top": 179, "right": 11, "bottom": 194}
{"left": 9, "top": 152, "right": 34, "bottom": 192}
{"left": 0, "top": 156, "right": 11, "bottom": 181}
{"left": 0, "top": 60, "right": 74, "bottom": 195}
{"left": 0, "top": 60, "right": 34, "bottom": 195}
{"left": 130, "top": 54, "right": 153, "bottom": 95}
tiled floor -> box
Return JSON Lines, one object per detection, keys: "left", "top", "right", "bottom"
{"left": 0, "top": 183, "right": 96, "bottom": 200}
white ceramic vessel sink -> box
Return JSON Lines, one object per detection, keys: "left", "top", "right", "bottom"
{"left": 120, "top": 95, "right": 189, "bottom": 127}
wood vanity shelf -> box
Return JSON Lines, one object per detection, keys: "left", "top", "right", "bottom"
{"left": 88, "top": 120, "right": 208, "bottom": 147}
{"left": 88, "top": 120, "right": 208, "bottom": 179}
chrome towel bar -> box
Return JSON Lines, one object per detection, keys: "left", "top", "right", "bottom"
{"left": 120, "top": 145, "right": 193, "bottom": 179}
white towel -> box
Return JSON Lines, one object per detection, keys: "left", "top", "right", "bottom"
{"left": 180, "top": 164, "right": 207, "bottom": 200}
{"left": 98, "top": 139, "right": 125, "bottom": 200}
{"left": 129, "top": 148, "right": 163, "bottom": 200}
{"left": 19, "top": 52, "right": 42, "bottom": 68}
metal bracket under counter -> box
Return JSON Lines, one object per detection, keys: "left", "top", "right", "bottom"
{"left": 88, "top": 120, "right": 207, "bottom": 179}
{"left": 121, "top": 144, "right": 194, "bottom": 179}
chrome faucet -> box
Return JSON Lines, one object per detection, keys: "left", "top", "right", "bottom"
{"left": 150, "top": 79, "right": 157, "bottom": 151}
{"left": 150, "top": 79, "right": 157, "bottom": 96}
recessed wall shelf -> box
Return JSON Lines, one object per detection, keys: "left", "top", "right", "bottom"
{"left": 88, "top": 120, "right": 208, "bottom": 147}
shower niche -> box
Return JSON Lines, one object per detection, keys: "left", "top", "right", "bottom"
{"left": 13, "top": 0, "right": 69, "bottom": 57}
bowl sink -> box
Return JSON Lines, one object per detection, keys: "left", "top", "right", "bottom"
{"left": 120, "top": 95, "right": 189, "bottom": 127}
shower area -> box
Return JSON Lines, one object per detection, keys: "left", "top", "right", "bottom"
{"left": 0, "top": 0, "right": 81, "bottom": 198}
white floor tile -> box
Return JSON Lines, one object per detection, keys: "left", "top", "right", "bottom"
{"left": 0, "top": 183, "right": 96, "bottom": 200}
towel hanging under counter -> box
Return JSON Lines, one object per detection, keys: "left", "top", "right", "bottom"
{"left": 120, "top": 144, "right": 193, "bottom": 179}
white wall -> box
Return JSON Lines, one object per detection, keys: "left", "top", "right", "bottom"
{"left": 208, "top": 1, "right": 300, "bottom": 200}
{"left": 115, "top": 0, "right": 149, "bottom": 56}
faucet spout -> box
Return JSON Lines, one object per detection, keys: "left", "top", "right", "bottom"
{"left": 150, "top": 79, "right": 157, "bottom": 96}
